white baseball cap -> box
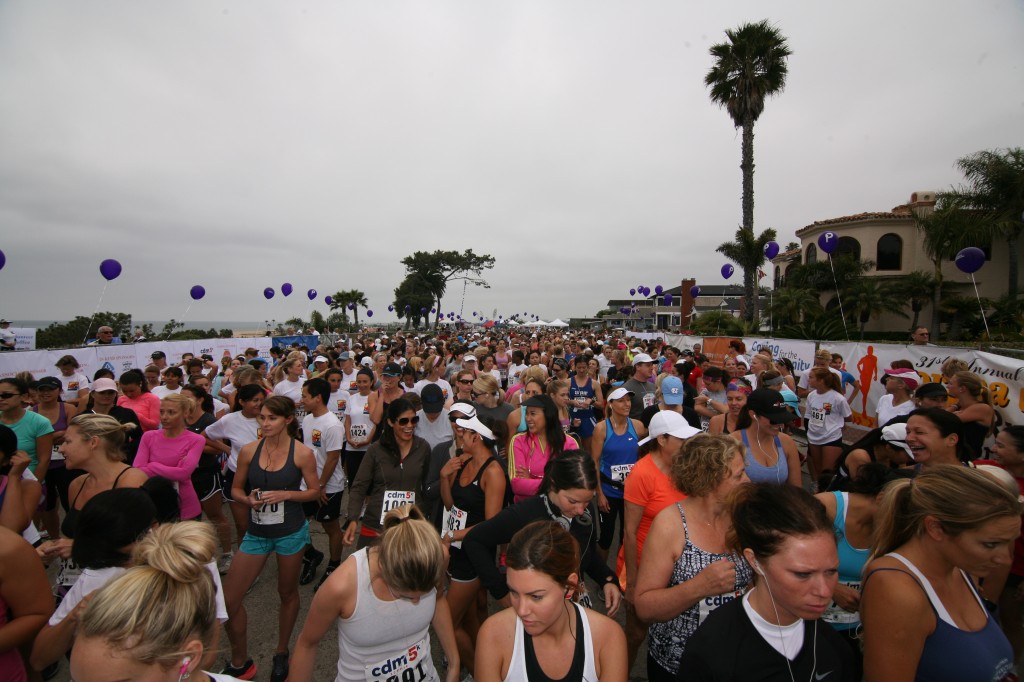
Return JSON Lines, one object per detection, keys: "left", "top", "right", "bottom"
{"left": 638, "top": 410, "right": 700, "bottom": 445}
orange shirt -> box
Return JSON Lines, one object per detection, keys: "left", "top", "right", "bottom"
{"left": 617, "top": 454, "right": 686, "bottom": 587}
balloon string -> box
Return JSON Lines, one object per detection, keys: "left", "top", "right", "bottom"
{"left": 166, "top": 302, "right": 194, "bottom": 340}
{"left": 828, "top": 255, "right": 850, "bottom": 341}
{"left": 970, "top": 273, "right": 991, "bottom": 340}
{"left": 82, "top": 281, "right": 110, "bottom": 345}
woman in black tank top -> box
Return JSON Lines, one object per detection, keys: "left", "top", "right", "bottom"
{"left": 440, "top": 414, "right": 510, "bottom": 678}
{"left": 220, "top": 396, "right": 321, "bottom": 681}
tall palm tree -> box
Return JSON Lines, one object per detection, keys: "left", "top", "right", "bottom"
{"left": 942, "top": 148, "right": 1024, "bottom": 297}
{"left": 716, "top": 225, "right": 777, "bottom": 325}
{"left": 330, "top": 289, "right": 368, "bottom": 328}
{"left": 911, "top": 202, "right": 983, "bottom": 337}
{"left": 770, "top": 286, "right": 821, "bottom": 326}
{"left": 706, "top": 20, "right": 792, "bottom": 322}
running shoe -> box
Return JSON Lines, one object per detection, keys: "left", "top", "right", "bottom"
{"left": 314, "top": 562, "right": 339, "bottom": 592}
{"left": 220, "top": 658, "right": 256, "bottom": 680}
{"left": 270, "top": 651, "right": 290, "bottom": 682}
{"left": 300, "top": 548, "right": 324, "bottom": 585}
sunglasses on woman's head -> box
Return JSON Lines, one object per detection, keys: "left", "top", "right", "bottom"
{"left": 395, "top": 416, "right": 420, "bottom": 426}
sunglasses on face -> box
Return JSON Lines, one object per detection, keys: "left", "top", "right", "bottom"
{"left": 395, "top": 416, "right": 420, "bottom": 426}
{"left": 0, "top": 392, "right": 22, "bottom": 400}
{"left": 458, "top": 379, "right": 473, "bottom": 385}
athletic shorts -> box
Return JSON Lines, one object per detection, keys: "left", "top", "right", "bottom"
{"left": 448, "top": 546, "right": 477, "bottom": 582}
{"left": 302, "top": 491, "right": 343, "bottom": 522}
{"left": 239, "top": 522, "right": 310, "bottom": 556}
{"left": 810, "top": 437, "right": 845, "bottom": 448}
{"left": 570, "top": 413, "right": 596, "bottom": 438}
{"left": 221, "top": 467, "right": 251, "bottom": 502}
{"left": 192, "top": 467, "right": 223, "bottom": 503}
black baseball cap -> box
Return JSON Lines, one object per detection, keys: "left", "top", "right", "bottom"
{"left": 383, "top": 363, "right": 403, "bottom": 377}
{"left": 745, "top": 388, "right": 796, "bottom": 424}
{"left": 421, "top": 384, "right": 445, "bottom": 414}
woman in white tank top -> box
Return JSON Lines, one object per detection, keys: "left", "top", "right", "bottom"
{"left": 475, "top": 521, "right": 627, "bottom": 682}
{"left": 290, "top": 505, "right": 459, "bottom": 682}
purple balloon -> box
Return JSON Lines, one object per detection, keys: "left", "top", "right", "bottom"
{"left": 281, "top": 282, "right": 293, "bottom": 297}
{"left": 689, "top": 285, "right": 701, "bottom": 298}
{"left": 721, "top": 264, "right": 734, "bottom": 279}
{"left": 431, "top": 308, "right": 436, "bottom": 314}
{"left": 955, "top": 247, "right": 986, "bottom": 274}
{"left": 405, "top": 304, "right": 411, "bottom": 311}
{"left": 817, "top": 231, "right": 838, "bottom": 254}
{"left": 629, "top": 288, "right": 636, "bottom": 296}
{"left": 366, "top": 310, "right": 373, "bottom": 318}
{"left": 0, "top": 249, "right": 5, "bottom": 270}
{"left": 347, "top": 302, "right": 355, "bottom": 310}
{"left": 764, "top": 241, "right": 780, "bottom": 259}
{"left": 99, "top": 259, "right": 122, "bottom": 281}
{"left": 189, "top": 285, "right": 205, "bottom": 300}
{"left": 326, "top": 296, "right": 333, "bottom": 305}
{"left": 664, "top": 293, "right": 673, "bottom": 305}
{"left": 421, "top": 307, "right": 427, "bottom": 314}
{"left": 263, "top": 287, "right": 275, "bottom": 300}
{"left": 307, "top": 289, "right": 317, "bottom": 300}
{"left": 655, "top": 285, "right": 664, "bottom": 295}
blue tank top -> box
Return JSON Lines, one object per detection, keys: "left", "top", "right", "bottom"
{"left": 740, "top": 430, "right": 789, "bottom": 485}
{"left": 569, "top": 376, "right": 596, "bottom": 419}
{"left": 867, "top": 553, "right": 1015, "bottom": 682}
{"left": 822, "top": 492, "right": 869, "bottom": 631}
{"left": 599, "top": 418, "right": 639, "bottom": 499}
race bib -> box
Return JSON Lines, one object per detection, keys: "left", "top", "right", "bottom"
{"left": 251, "top": 501, "right": 285, "bottom": 525}
{"left": 364, "top": 637, "right": 433, "bottom": 682}
{"left": 51, "top": 443, "right": 65, "bottom": 461}
{"left": 380, "top": 490, "right": 416, "bottom": 524}
{"left": 822, "top": 581, "right": 862, "bottom": 625}
{"left": 440, "top": 505, "right": 468, "bottom": 549}
{"left": 642, "top": 392, "right": 656, "bottom": 408}
{"left": 610, "top": 463, "right": 634, "bottom": 483}
{"left": 809, "top": 408, "right": 826, "bottom": 428}
{"left": 499, "top": 368, "right": 507, "bottom": 380}
{"left": 697, "top": 589, "right": 744, "bottom": 625}
{"left": 351, "top": 423, "right": 369, "bottom": 440}
{"left": 57, "top": 558, "right": 82, "bottom": 587}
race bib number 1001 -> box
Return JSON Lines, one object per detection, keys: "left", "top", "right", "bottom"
{"left": 364, "top": 638, "right": 433, "bottom": 682}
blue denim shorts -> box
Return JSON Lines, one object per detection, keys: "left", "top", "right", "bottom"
{"left": 239, "top": 522, "right": 310, "bottom": 556}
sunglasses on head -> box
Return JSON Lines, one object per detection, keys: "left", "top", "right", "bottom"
{"left": 395, "top": 416, "right": 420, "bottom": 426}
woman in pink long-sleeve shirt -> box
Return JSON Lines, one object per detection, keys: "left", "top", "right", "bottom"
{"left": 116, "top": 370, "right": 161, "bottom": 432}
{"left": 133, "top": 394, "right": 204, "bottom": 519}
{"left": 506, "top": 394, "right": 578, "bottom": 502}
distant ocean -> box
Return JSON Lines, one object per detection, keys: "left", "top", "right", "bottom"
{"left": 18, "top": 320, "right": 270, "bottom": 332}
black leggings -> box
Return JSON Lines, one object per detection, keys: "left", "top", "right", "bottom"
{"left": 598, "top": 495, "right": 625, "bottom": 550}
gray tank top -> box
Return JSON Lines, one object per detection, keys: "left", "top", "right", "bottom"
{"left": 246, "top": 439, "right": 305, "bottom": 538}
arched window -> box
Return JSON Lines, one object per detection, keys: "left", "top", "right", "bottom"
{"left": 806, "top": 243, "right": 817, "bottom": 264}
{"left": 877, "top": 233, "right": 902, "bottom": 271}
{"left": 836, "top": 237, "right": 861, "bottom": 261}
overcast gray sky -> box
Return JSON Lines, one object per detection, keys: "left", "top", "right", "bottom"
{"left": 1, "top": 1, "right": 1022, "bottom": 326}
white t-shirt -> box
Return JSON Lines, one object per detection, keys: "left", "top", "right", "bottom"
{"left": 876, "top": 394, "right": 915, "bottom": 427}
{"left": 150, "top": 385, "right": 182, "bottom": 399}
{"left": 59, "top": 372, "right": 90, "bottom": 398}
{"left": 411, "top": 379, "right": 454, "bottom": 404}
{"left": 345, "top": 392, "right": 374, "bottom": 452}
{"left": 804, "top": 389, "right": 852, "bottom": 445}
{"left": 328, "top": 390, "right": 351, "bottom": 422}
{"left": 273, "top": 377, "right": 306, "bottom": 404}
{"left": 797, "top": 366, "right": 843, "bottom": 390}
{"left": 203, "top": 412, "right": 260, "bottom": 471}
{"left": 1, "top": 328, "right": 16, "bottom": 349}
{"left": 50, "top": 567, "right": 126, "bottom": 625}
{"left": 414, "top": 409, "right": 453, "bottom": 451}
{"left": 212, "top": 398, "right": 229, "bottom": 417}
{"left": 340, "top": 369, "right": 359, "bottom": 394}
{"left": 508, "top": 363, "right": 528, "bottom": 388}
{"left": 302, "top": 412, "right": 346, "bottom": 494}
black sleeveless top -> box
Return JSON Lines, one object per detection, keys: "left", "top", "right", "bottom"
{"left": 246, "top": 439, "right": 305, "bottom": 538}
{"left": 524, "top": 602, "right": 585, "bottom": 682}
{"left": 60, "top": 466, "right": 133, "bottom": 539}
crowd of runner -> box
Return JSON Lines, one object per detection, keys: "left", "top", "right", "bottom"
{"left": 0, "top": 328, "right": 1020, "bottom": 681}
